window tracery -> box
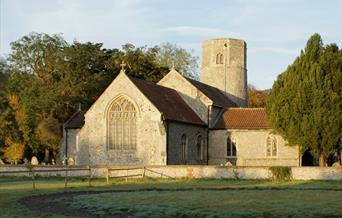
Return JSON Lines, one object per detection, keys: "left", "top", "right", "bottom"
{"left": 107, "top": 96, "right": 137, "bottom": 150}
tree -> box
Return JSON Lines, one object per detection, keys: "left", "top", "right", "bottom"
{"left": 1, "top": 138, "right": 25, "bottom": 165}
{"left": 155, "top": 42, "right": 199, "bottom": 79}
{"left": 35, "top": 116, "right": 61, "bottom": 163}
{"left": 0, "top": 57, "right": 10, "bottom": 92}
{"left": 266, "top": 33, "right": 342, "bottom": 166}
{"left": 248, "top": 84, "right": 268, "bottom": 108}
{"left": 4, "top": 32, "right": 200, "bottom": 162}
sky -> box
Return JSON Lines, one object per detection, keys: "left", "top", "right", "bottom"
{"left": 0, "top": 0, "right": 341, "bottom": 89}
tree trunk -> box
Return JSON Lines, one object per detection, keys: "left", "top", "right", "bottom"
{"left": 44, "top": 148, "right": 50, "bottom": 164}
{"left": 319, "top": 153, "right": 326, "bottom": 167}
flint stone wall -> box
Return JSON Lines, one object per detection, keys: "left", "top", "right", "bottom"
{"left": 209, "top": 129, "right": 300, "bottom": 166}
{"left": 76, "top": 72, "right": 167, "bottom": 166}
{"left": 1, "top": 165, "right": 342, "bottom": 180}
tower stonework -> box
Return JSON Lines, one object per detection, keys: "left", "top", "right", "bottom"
{"left": 200, "top": 38, "right": 248, "bottom": 107}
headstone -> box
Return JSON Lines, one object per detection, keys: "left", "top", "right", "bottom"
{"left": 62, "top": 155, "right": 67, "bottom": 165}
{"left": 68, "top": 157, "right": 75, "bottom": 165}
{"left": 51, "top": 159, "right": 55, "bottom": 165}
{"left": 225, "top": 161, "right": 233, "bottom": 167}
{"left": 0, "top": 158, "right": 4, "bottom": 165}
{"left": 332, "top": 162, "right": 341, "bottom": 168}
{"left": 31, "top": 156, "right": 39, "bottom": 165}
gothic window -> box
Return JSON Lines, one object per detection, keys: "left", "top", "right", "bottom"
{"left": 196, "top": 135, "right": 204, "bottom": 161}
{"left": 107, "top": 96, "right": 137, "bottom": 150}
{"left": 227, "top": 136, "right": 237, "bottom": 157}
{"left": 266, "top": 135, "right": 277, "bottom": 157}
{"left": 180, "top": 134, "right": 187, "bottom": 162}
{"left": 216, "top": 53, "right": 224, "bottom": 64}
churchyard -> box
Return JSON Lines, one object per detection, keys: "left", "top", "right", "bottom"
{"left": 1, "top": 176, "right": 342, "bottom": 217}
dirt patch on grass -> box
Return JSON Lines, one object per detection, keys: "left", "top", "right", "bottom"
{"left": 19, "top": 190, "right": 131, "bottom": 218}
{"left": 19, "top": 187, "right": 342, "bottom": 217}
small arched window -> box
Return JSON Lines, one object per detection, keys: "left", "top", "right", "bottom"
{"left": 196, "top": 135, "right": 203, "bottom": 161}
{"left": 107, "top": 96, "right": 137, "bottom": 150}
{"left": 216, "top": 53, "right": 224, "bottom": 64}
{"left": 266, "top": 135, "right": 277, "bottom": 157}
{"left": 227, "top": 136, "right": 237, "bottom": 157}
{"left": 219, "top": 53, "right": 224, "bottom": 64}
{"left": 180, "top": 134, "right": 187, "bottom": 162}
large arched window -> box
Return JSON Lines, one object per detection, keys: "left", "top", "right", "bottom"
{"left": 266, "top": 135, "right": 277, "bottom": 157}
{"left": 216, "top": 53, "right": 224, "bottom": 64}
{"left": 196, "top": 135, "right": 204, "bottom": 161}
{"left": 180, "top": 134, "right": 187, "bottom": 162}
{"left": 227, "top": 136, "right": 237, "bottom": 157}
{"left": 107, "top": 96, "right": 137, "bottom": 150}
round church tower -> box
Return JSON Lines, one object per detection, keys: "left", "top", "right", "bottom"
{"left": 200, "top": 38, "right": 248, "bottom": 107}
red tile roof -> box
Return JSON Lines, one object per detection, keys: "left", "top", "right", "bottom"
{"left": 129, "top": 77, "right": 206, "bottom": 126}
{"left": 213, "top": 108, "right": 271, "bottom": 129}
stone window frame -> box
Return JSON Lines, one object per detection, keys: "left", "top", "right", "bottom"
{"left": 196, "top": 134, "right": 204, "bottom": 161}
{"left": 106, "top": 95, "right": 138, "bottom": 151}
{"left": 227, "top": 136, "right": 237, "bottom": 157}
{"left": 180, "top": 134, "right": 187, "bottom": 162}
{"left": 266, "top": 135, "right": 278, "bottom": 157}
{"left": 216, "top": 53, "right": 224, "bottom": 64}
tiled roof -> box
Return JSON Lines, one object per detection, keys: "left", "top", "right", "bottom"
{"left": 129, "top": 77, "right": 206, "bottom": 126}
{"left": 185, "top": 77, "right": 237, "bottom": 108}
{"left": 213, "top": 108, "right": 271, "bottom": 129}
{"left": 64, "top": 110, "right": 85, "bottom": 129}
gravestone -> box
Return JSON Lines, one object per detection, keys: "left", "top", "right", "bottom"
{"left": 68, "top": 157, "right": 75, "bottom": 165}
{"left": 31, "top": 156, "right": 39, "bottom": 165}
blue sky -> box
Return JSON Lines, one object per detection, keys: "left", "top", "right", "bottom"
{"left": 0, "top": 0, "right": 341, "bottom": 89}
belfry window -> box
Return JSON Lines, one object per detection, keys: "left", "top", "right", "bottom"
{"left": 216, "top": 53, "right": 224, "bottom": 64}
{"left": 266, "top": 135, "right": 277, "bottom": 157}
{"left": 107, "top": 96, "right": 137, "bottom": 150}
{"left": 227, "top": 136, "right": 237, "bottom": 157}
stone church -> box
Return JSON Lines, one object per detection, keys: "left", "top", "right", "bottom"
{"left": 60, "top": 38, "right": 300, "bottom": 166}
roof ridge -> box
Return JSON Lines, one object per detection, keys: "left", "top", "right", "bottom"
{"left": 128, "top": 76, "right": 178, "bottom": 93}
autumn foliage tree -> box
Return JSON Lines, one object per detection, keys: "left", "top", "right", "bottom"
{"left": 266, "top": 34, "right": 342, "bottom": 166}
{"left": 248, "top": 84, "right": 268, "bottom": 108}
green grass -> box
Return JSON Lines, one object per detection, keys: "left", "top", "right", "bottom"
{"left": 0, "top": 176, "right": 342, "bottom": 217}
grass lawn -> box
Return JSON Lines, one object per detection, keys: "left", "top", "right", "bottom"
{"left": 0, "top": 176, "right": 342, "bottom": 217}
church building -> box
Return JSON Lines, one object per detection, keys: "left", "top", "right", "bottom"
{"left": 60, "top": 38, "right": 300, "bottom": 166}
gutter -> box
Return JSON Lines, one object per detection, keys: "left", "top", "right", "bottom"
{"left": 164, "top": 118, "right": 207, "bottom": 127}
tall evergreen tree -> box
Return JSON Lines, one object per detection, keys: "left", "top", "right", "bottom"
{"left": 267, "top": 34, "right": 342, "bottom": 166}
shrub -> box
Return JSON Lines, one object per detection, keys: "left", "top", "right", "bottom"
{"left": 269, "top": 167, "right": 292, "bottom": 181}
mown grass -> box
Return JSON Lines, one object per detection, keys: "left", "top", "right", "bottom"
{"left": 0, "top": 176, "right": 342, "bottom": 217}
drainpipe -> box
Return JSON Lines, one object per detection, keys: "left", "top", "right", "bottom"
{"left": 224, "top": 43, "right": 228, "bottom": 96}
{"left": 206, "top": 105, "right": 210, "bottom": 165}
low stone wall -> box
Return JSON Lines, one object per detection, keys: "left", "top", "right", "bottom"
{"left": 0, "top": 165, "right": 341, "bottom": 180}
